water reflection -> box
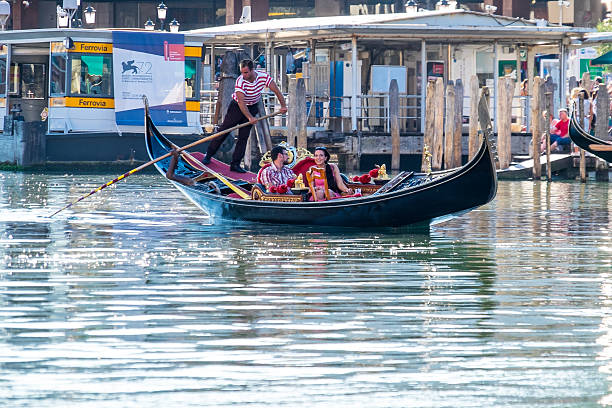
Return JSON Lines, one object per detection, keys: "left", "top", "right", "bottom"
{"left": 0, "top": 173, "right": 611, "bottom": 407}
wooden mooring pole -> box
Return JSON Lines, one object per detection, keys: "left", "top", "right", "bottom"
{"left": 390, "top": 79, "right": 400, "bottom": 171}
{"left": 544, "top": 110, "right": 551, "bottom": 181}
{"left": 531, "top": 77, "right": 543, "bottom": 180}
{"left": 579, "top": 73, "right": 591, "bottom": 183}
{"left": 444, "top": 80, "right": 456, "bottom": 169}
{"left": 422, "top": 80, "right": 436, "bottom": 172}
{"left": 497, "top": 76, "right": 514, "bottom": 170}
{"left": 287, "top": 76, "right": 297, "bottom": 146}
{"left": 544, "top": 78, "right": 554, "bottom": 182}
{"left": 468, "top": 75, "right": 479, "bottom": 160}
{"left": 454, "top": 79, "right": 464, "bottom": 167}
{"left": 595, "top": 86, "right": 610, "bottom": 181}
{"left": 579, "top": 94, "right": 587, "bottom": 183}
{"left": 287, "top": 77, "right": 307, "bottom": 149}
{"left": 432, "top": 77, "right": 444, "bottom": 171}
{"left": 296, "top": 78, "right": 307, "bottom": 150}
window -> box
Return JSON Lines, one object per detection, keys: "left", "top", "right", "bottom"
{"left": 70, "top": 54, "right": 112, "bottom": 97}
{"left": 476, "top": 51, "right": 494, "bottom": 87}
{"left": 0, "top": 56, "right": 6, "bottom": 96}
{"left": 50, "top": 54, "right": 67, "bottom": 96}
{"left": 20, "top": 64, "right": 46, "bottom": 99}
{"left": 9, "top": 63, "right": 19, "bottom": 95}
{"left": 185, "top": 58, "right": 198, "bottom": 100}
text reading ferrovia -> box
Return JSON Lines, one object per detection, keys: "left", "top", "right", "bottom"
{"left": 78, "top": 44, "right": 110, "bottom": 52}
{"left": 78, "top": 99, "right": 107, "bottom": 107}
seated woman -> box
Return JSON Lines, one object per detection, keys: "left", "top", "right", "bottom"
{"left": 309, "top": 146, "right": 353, "bottom": 201}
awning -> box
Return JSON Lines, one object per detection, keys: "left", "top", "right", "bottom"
{"left": 591, "top": 50, "right": 612, "bottom": 65}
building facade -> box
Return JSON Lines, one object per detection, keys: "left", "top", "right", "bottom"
{"left": 7, "top": 0, "right": 606, "bottom": 32}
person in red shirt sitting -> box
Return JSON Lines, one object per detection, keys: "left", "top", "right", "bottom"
{"left": 541, "top": 108, "right": 570, "bottom": 152}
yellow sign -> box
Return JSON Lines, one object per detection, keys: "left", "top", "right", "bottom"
{"left": 65, "top": 97, "right": 115, "bottom": 109}
{"left": 186, "top": 100, "right": 200, "bottom": 112}
{"left": 0, "top": 97, "right": 5, "bottom": 108}
{"left": 51, "top": 42, "right": 66, "bottom": 53}
{"left": 185, "top": 46, "right": 202, "bottom": 58}
{"left": 49, "top": 97, "right": 66, "bottom": 107}
{"left": 70, "top": 42, "right": 113, "bottom": 54}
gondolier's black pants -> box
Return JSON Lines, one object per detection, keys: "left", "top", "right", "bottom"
{"left": 206, "top": 100, "right": 259, "bottom": 167}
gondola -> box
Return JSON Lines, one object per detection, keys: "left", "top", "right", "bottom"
{"left": 569, "top": 111, "right": 612, "bottom": 163}
{"left": 145, "top": 111, "right": 498, "bottom": 228}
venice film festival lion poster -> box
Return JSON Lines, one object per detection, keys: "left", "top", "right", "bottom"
{"left": 112, "top": 31, "right": 187, "bottom": 126}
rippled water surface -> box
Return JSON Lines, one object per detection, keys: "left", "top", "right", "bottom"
{"left": 1, "top": 172, "right": 611, "bottom": 407}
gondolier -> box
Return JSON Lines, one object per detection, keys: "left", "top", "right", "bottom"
{"left": 202, "top": 59, "right": 288, "bottom": 173}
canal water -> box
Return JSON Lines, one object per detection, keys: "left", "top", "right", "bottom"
{"left": 1, "top": 172, "right": 611, "bottom": 408}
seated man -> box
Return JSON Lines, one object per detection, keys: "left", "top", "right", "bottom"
{"left": 541, "top": 108, "right": 570, "bottom": 153}
{"left": 166, "top": 149, "right": 195, "bottom": 186}
{"left": 259, "top": 145, "right": 296, "bottom": 193}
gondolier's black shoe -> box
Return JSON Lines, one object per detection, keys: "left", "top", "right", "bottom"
{"left": 230, "top": 164, "right": 247, "bottom": 173}
{"left": 201, "top": 155, "right": 211, "bottom": 164}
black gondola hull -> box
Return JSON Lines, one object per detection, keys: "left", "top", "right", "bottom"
{"left": 146, "top": 115, "right": 497, "bottom": 227}
{"left": 569, "top": 114, "right": 612, "bottom": 163}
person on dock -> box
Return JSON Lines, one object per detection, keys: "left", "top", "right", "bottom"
{"left": 259, "top": 145, "right": 296, "bottom": 194}
{"left": 541, "top": 108, "right": 570, "bottom": 153}
{"left": 201, "top": 59, "right": 288, "bottom": 174}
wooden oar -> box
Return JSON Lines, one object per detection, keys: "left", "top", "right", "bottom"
{"left": 170, "top": 144, "right": 252, "bottom": 200}
{"left": 589, "top": 144, "right": 612, "bottom": 152}
{"left": 49, "top": 111, "right": 281, "bottom": 217}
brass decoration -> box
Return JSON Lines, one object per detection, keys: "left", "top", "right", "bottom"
{"left": 259, "top": 195, "right": 303, "bottom": 202}
{"left": 251, "top": 184, "right": 303, "bottom": 202}
{"left": 259, "top": 141, "right": 313, "bottom": 168}
{"left": 346, "top": 183, "right": 382, "bottom": 195}
{"left": 423, "top": 145, "right": 433, "bottom": 175}
{"left": 376, "top": 164, "right": 389, "bottom": 180}
{"left": 294, "top": 174, "right": 305, "bottom": 189}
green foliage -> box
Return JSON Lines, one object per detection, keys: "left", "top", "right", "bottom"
{"left": 597, "top": 20, "right": 612, "bottom": 56}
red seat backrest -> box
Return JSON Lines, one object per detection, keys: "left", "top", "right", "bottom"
{"left": 292, "top": 157, "right": 316, "bottom": 184}
{"left": 256, "top": 162, "right": 272, "bottom": 184}
{"left": 256, "top": 157, "right": 317, "bottom": 186}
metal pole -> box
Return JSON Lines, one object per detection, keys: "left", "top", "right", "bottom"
{"left": 265, "top": 33, "right": 270, "bottom": 75}
{"left": 351, "top": 35, "right": 358, "bottom": 131}
{"left": 5, "top": 43, "right": 10, "bottom": 118}
{"left": 447, "top": 44, "right": 452, "bottom": 82}
{"left": 559, "top": 39, "right": 567, "bottom": 109}
{"left": 493, "top": 41, "right": 499, "bottom": 134}
{"left": 421, "top": 39, "right": 426, "bottom": 133}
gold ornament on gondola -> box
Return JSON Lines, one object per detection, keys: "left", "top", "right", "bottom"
{"left": 423, "top": 145, "right": 432, "bottom": 175}
{"left": 376, "top": 164, "right": 389, "bottom": 179}
{"left": 294, "top": 174, "right": 305, "bottom": 189}
{"left": 259, "top": 141, "right": 312, "bottom": 168}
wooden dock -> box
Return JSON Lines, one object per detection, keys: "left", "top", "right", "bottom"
{"left": 496, "top": 153, "right": 610, "bottom": 180}
{"left": 497, "top": 154, "right": 573, "bottom": 180}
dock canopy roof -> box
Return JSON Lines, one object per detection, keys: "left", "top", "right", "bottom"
{"left": 187, "top": 9, "right": 593, "bottom": 45}
{"left": 590, "top": 50, "right": 612, "bottom": 65}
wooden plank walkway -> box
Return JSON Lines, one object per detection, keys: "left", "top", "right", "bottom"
{"left": 497, "top": 154, "right": 572, "bottom": 180}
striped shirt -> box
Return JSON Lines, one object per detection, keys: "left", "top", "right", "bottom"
{"left": 260, "top": 163, "right": 296, "bottom": 190}
{"left": 233, "top": 70, "right": 272, "bottom": 105}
